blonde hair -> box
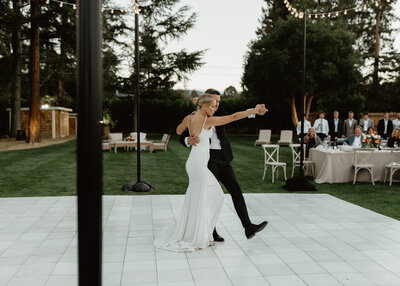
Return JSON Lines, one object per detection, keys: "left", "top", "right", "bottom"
{"left": 193, "top": 93, "right": 215, "bottom": 110}
{"left": 392, "top": 128, "right": 400, "bottom": 138}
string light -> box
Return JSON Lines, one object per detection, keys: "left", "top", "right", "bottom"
{"left": 46, "top": 0, "right": 50, "bottom": 4}
{"left": 344, "top": 10, "right": 347, "bottom": 15}
{"left": 42, "top": 0, "right": 136, "bottom": 15}
{"left": 59, "top": 2, "right": 63, "bottom": 7}
{"left": 363, "top": 4, "right": 367, "bottom": 11}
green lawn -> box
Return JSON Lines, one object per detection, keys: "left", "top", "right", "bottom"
{"left": 0, "top": 135, "right": 399, "bottom": 220}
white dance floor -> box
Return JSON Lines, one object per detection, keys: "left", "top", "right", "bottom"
{"left": 0, "top": 194, "right": 400, "bottom": 286}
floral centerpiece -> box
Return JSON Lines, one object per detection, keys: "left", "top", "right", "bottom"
{"left": 125, "top": 136, "right": 135, "bottom": 141}
{"left": 362, "top": 132, "right": 381, "bottom": 148}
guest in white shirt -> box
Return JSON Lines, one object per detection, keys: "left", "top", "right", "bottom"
{"left": 392, "top": 113, "right": 400, "bottom": 130}
{"left": 313, "top": 112, "right": 329, "bottom": 141}
{"left": 359, "top": 112, "right": 374, "bottom": 133}
{"left": 296, "top": 116, "right": 311, "bottom": 136}
{"left": 337, "top": 126, "right": 365, "bottom": 147}
{"left": 377, "top": 112, "right": 393, "bottom": 139}
{"left": 329, "top": 111, "right": 343, "bottom": 139}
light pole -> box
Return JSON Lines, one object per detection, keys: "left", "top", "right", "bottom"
{"left": 283, "top": 11, "right": 316, "bottom": 192}
{"left": 123, "top": 0, "right": 153, "bottom": 192}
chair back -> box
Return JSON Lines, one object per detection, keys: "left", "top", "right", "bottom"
{"left": 108, "top": 132, "right": 123, "bottom": 142}
{"left": 290, "top": 143, "right": 307, "bottom": 163}
{"left": 130, "top": 132, "right": 147, "bottom": 141}
{"left": 353, "top": 148, "right": 375, "bottom": 165}
{"left": 280, "top": 130, "right": 293, "bottom": 142}
{"left": 262, "top": 144, "right": 280, "bottom": 164}
{"left": 258, "top": 129, "right": 271, "bottom": 142}
{"left": 162, "top": 134, "right": 170, "bottom": 144}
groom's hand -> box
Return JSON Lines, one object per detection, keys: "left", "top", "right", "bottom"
{"left": 187, "top": 135, "right": 200, "bottom": 146}
{"left": 257, "top": 104, "right": 268, "bottom": 116}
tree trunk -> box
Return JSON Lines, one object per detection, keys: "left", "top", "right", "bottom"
{"left": 10, "top": 0, "right": 22, "bottom": 138}
{"left": 28, "top": 0, "right": 41, "bottom": 143}
{"left": 373, "top": 6, "right": 381, "bottom": 90}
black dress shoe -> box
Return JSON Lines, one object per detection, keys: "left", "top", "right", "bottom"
{"left": 245, "top": 221, "right": 268, "bottom": 239}
{"left": 213, "top": 229, "right": 224, "bottom": 242}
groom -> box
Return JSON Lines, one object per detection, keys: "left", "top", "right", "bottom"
{"left": 179, "top": 88, "right": 268, "bottom": 240}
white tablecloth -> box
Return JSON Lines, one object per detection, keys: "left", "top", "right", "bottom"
{"left": 306, "top": 149, "right": 400, "bottom": 184}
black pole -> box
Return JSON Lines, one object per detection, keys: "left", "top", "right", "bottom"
{"left": 299, "top": 12, "right": 306, "bottom": 177}
{"left": 135, "top": 12, "right": 141, "bottom": 182}
{"left": 77, "top": 0, "right": 102, "bottom": 285}
{"left": 123, "top": 5, "right": 153, "bottom": 193}
{"left": 282, "top": 12, "right": 315, "bottom": 192}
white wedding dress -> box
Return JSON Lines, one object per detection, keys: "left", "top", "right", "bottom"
{"left": 154, "top": 117, "right": 224, "bottom": 252}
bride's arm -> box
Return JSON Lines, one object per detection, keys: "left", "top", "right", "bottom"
{"left": 176, "top": 115, "right": 190, "bottom": 135}
{"left": 207, "top": 104, "right": 267, "bottom": 127}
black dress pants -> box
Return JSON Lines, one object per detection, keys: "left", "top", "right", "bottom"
{"left": 208, "top": 150, "right": 251, "bottom": 228}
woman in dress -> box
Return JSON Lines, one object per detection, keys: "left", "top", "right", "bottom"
{"left": 388, "top": 128, "right": 400, "bottom": 148}
{"left": 154, "top": 94, "right": 266, "bottom": 252}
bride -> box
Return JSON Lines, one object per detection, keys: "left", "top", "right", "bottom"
{"left": 154, "top": 93, "right": 267, "bottom": 252}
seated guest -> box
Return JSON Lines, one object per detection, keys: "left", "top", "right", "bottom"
{"left": 366, "top": 127, "right": 375, "bottom": 136}
{"left": 296, "top": 115, "right": 311, "bottom": 136}
{"left": 329, "top": 110, "right": 343, "bottom": 139}
{"left": 337, "top": 126, "right": 365, "bottom": 147}
{"left": 342, "top": 111, "right": 358, "bottom": 138}
{"left": 378, "top": 112, "right": 394, "bottom": 139}
{"left": 313, "top": 112, "right": 329, "bottom": 141}
{"left": 303, "top": 127, "right": 321, "bottom": 157}
{"left": 393, "top": 113, "right": 400, "bottom": 130}
{"left": 388, "top": 128, "right": 400, "bottom": 148}
{"left": 359, "top": 112, "right": 374, "bottom": 134}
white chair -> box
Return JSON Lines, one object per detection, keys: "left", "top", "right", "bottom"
{"left": 261, "top": 144, "right": 287, "bottom": 183}
{"left": 108, "top": 133, "right": 123, "bottom": 153}
{"left": 129, "top": 132, "right": 147, "bottom": 150}
{"left": 290, "top": 143, "right": 314, "bottom": 178}
{"left": 102, "top": 140, "right": 111, "bottom": 151}
{"left": 255, "top": 129, "right": 271, "bottom": 146}
{"left": 150, "top": 134, "right": 170, "bottom": 153}
{"left": 384, "top": 150, "right": 400, "bottom": 186}
{"left": 278, "top": 130, "right": 293, "bottom": 145}
{"left": 353, "top": 148, "right": 375, "bottom": 185}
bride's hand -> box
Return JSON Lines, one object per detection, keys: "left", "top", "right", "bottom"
{"left": 254, "top": 104, "right": 268, "bottom": 115}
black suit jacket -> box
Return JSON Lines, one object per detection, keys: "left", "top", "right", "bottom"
{"left": 179, "top": 106, "right": 233, "bottom": 163}
{"left": 377, "top": 119, "right": 393, "bottom": 137}
{"left": 329, "top": 118, "right": 343, "bottom": 137}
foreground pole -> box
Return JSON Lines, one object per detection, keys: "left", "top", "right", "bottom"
{"left": 282, "top": 12, "right": 315, "bottom": 192}
{"left": 77, "top": 0, "right": 103, "bottom": 285}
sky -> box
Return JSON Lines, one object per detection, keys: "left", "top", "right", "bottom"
{"left": 118, "top": 0, "right": 400, "bottom": 93}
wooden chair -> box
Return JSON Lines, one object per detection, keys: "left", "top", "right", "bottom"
{"left": 255, "top": 129, "right": 271, "bottom": 146}
{"left": 384, "top": 149, "right": 400, "bottom": 186}
{"left": 290, "top": 143, "right": 314, "bottom": 178}
{"left": 278, "top": 130, "right": 293, "bottom": 145}
{"left": 150, "top": 134, "right": 170, "bottom": 152}
{"left": 353, "top": 148, "right": 375, "bottom": 185}
{"left": 108, "top": 133, "right": 123, "bottom": 153}
{"left": 262, "top": 144, "right": 287, "bottom": 183}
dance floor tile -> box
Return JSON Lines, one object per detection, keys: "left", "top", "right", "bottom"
{"left": 0, "top": 194, "right": 399, "bottom": 285}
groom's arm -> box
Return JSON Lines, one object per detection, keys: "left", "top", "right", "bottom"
{"left": 179, "top": 130, "right": 190, "bottom": 147}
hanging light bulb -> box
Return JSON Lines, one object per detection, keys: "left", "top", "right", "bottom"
{"left": 375, "top": 1, "right": 379, "bottom": 6}
{"left": 45, "top": 0, "right": 50, "bottom": 4}
{"left": 321, "top": 14, "right": 325, "bottom": 18}
{"left": 315, "top": 14, "right": 318, "bottom": 18}
{"left": 344, "top": 10, "right": 347, "bottom": 15}
{"left": 308, "top": 14, "right": 312, "bottom": 18}
{"left": 386, "top": 0, "right": 390, "bottom": 2}
{"left": 120, "top": 9, "right": 124, "bottom": 12}
{"left": 293, "top": 8, "right": 297, "bottom": 12}
{"left": 101, "top": 8, "right": 105, "bottom": 12}
{"left": 299, "top": 12, "right": 304, "bottom": 19}
{"left": 111, "top": 9, "right": 114, "bottom": 13}
{"left": 363, "top": 4, "right": 367, "bottom": 11}
{"left": 336, "top": 11, "right": 339, "bottom": 16}
{"left": 355, "top": 8, "right": 359, "bottom": 12}
{"left": 73, "top": 4, "right": 76, "bottom": 10}
{"left": 328, "top": 12, "right": 331, "bottom": 17}
{"left": 59, "top": 2, "right": 63, "bottom": 8}
{"left": 284, "top": 0, "right": 288, "bottom": 3}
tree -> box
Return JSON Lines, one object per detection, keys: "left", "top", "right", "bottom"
{"left": 242, "top": 17, "right": 362, "bottom": 129}
{"left": 28, "top": 0, "right": 40, "bottom": 143}
{"left": 223, "top": 86, "right": 238, "bottom": 98}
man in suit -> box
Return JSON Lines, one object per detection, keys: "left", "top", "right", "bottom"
{"left": 377, "top": 112, "right": 393, "bottom": 139}
{"left": 313, "top": 112, "right": 329, "bottom": 141}
{"left": 329, "top": 111, "right": 343, "bottom": 139}
{"left": 179, "top": 88, "right": 268, "bottom": 240}
{"left": 359, "top": 112, "right": 374, "bottom": 134}
{"left": 337, "top": 126, "right": 365, "bottom": 147}
{"left": 342, "top": 111, "right": 358, "bottom": 138}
